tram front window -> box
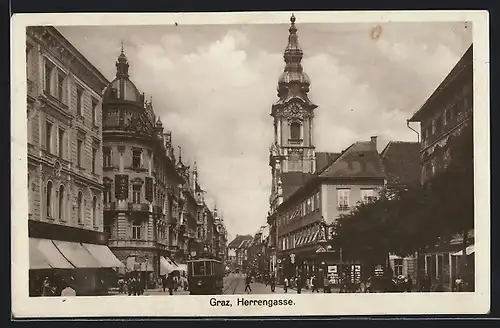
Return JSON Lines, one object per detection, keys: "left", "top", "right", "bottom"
{"left": 193, "top": 262, "right": 206, "bottom": 276}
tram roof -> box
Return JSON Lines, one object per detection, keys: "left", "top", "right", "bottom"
{"left": 187, "top": 258, "right": 222, "bottom": 263}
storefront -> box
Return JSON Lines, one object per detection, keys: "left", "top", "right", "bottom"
{"left": 29, "top": 220, "right": 124, "bottom": 296}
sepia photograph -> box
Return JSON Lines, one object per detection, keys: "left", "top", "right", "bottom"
{"left": 11, "top": 11, "right": 489, "bottom": 317}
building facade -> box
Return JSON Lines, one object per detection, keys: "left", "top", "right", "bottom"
{"left": 227, "top": 235, "right": 253, "bottom": 270}
{"left": 27, "top": 26, "right": 124, "bottom": 296}
{"left": 101, "top": 47, "right": 207, "bottom": 285}
{"left": 408, "top": 44, "right": 474, "bottom": 291}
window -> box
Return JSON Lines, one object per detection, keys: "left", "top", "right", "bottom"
{"left": 58, "top": 129, "right": 64, "bottom": 159}
{"left": 77, "top": 139, "right": 83, "bottom": 167}
{"left": 394, "top": 258, "right": 403, "bottom": 276}
{"left": 192, "top": 261, "right": 206, "bottom": 276}
{"left": 103, "top": 183, "right": 111, "bottom": 204}
{"left": 306, "top": 198, "right": 312, "bottom": 214}
{"left": 91, "top": 148, "right": 97, "bottom": 173}
{"left": 337, "top": 189, "right": 350, "bottom": 209}
{"left": 77, "top": 191, "right": 83, "bottom": 224}
{"left": 431, "top": 119, "right": 436, "bottom": 135}
{"left": 422, "top": 127, "right": 427, "bottom": 140}
{"left": 361, "top": 189, "right": 375, "bottom": 203}
{"left": 45, "top": 121, "right": 53, "bottom": 153}
{"left": 92, "top": 99, "right": 98, "bottom": 126}
{"left": 44, "top": 61, "right": 53, "bottom": 93}
{"left": 132, "top": 150, "right": 141, "bottom": 168}
{"left": 132, "top": 184, "right": 141, "bottom": 204}
{"left": 58, "top": 185, "right": 64, "bottom": 221}
{"left": 103, "top": 147, "right": 112, "bottom": 167}
{"left": 57, "top": 72, "right": 65, "bottom": 101}
{"left": 104, "top": 224, "right": 112, "bottom": 240}
{"left": 46, "top": 181, "right": 53, "bottom": 218}
{"left": 132, "top": 220, "right": 142, "bottom": 240}
{"left": 76, "top": 87, "right": 83, "bottom": 116}
{"left": 314, "top": 192, "right": 320, "bottom": 210}
{"left": 290, "top": 122, "right": 301, "bottom": 140}
{"left": 92, "top": 196, "right": 98, "bottom": 227}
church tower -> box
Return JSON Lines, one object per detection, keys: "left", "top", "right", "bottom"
{"left": 269, "top": 14, "right": 318, "bottom": 211}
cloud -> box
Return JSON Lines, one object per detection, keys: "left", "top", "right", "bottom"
{"left": 57, "top": 22, "right": 471, "bottom": 239}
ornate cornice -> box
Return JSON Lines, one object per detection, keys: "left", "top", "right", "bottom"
{"left": 27, "top": 26, "right": 109, "bottom": 95}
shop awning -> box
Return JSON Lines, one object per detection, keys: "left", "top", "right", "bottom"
{"left": 29, "top": 238, "right": 75, "bottom": 269}
{"left": 310, "top": 230, "right": 319, "bottom": 244}
{"left": 160, "top": 256, "right": 179, "bottom": 275}
{"left": 52, "top": 240, "right": 101, "bottom": 268}
{"left": 452, "top": 244, "right": 475, "bottom": 256}
{"left": 81, "top": 243, "right": 124, "bottom": 268}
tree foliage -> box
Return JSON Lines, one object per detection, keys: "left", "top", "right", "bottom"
{"left": 332, "top": 121, "right": 473, "bottom": 260}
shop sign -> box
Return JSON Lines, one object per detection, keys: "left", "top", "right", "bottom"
{"left": 328, "top": 265, "right": 337, "bottom": 273}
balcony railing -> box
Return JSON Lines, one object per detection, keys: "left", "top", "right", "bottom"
{"left": 108, "top": 239, "right": 156, "bottom": 248}
{"left": 128, "top": 203, "right": 150, "bottom": 211}
{"left": 153, "top": 205, "right": 163, "bottom": 214}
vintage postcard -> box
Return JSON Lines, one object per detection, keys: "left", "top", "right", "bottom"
{"left": 11, "top": 11, "right": 490, "bottom": 318}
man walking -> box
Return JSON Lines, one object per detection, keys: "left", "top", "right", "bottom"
{"left": 283, "top": 277, "right": 289, "bottom": 293}
{"left": 270, "top": 274, "right": 276, "bottom": 293}
{"left": 244, "top": 274, "right": 252, "bottom": 293}
{"left": 166, "top": 273, "right": 174, "bottom": 295}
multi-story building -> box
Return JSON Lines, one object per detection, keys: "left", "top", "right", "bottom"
{"left": 212, "top": 210, "right": 228, "bottom": 263}
{"left": 101, "top": 47, "right": 201, "bottom": 285}
{"left": 227, "top": 235, "right": 253, "bottom": 270}
{"left": 27, "top": 26, "right": 123, "bottom": 296}
{"left": 408, "top": 44, "right": 473, "bottom": 291}
{"left": 380, "top": 141, "right": 421, "bottom": 281}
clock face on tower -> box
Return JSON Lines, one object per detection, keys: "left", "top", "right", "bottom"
{"left": 285, "top": 102, "right": 303, "bottom": 120}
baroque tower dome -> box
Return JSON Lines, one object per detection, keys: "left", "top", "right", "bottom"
{"left": 103, "top": 43, "right": 143, "bottom": 104}
{"left": 274, "top": 14, "right": 316, "bottom": 107}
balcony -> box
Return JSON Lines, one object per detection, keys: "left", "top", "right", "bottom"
{"left": 104, "top": 202, "right": 117, "bottom": 211}
{"left": 337, "top": 205, "right": 350, "bottom": 211}
{"left": 153, "top": 205, "right": 163, "bottom": 214}
{"left": 127, "top": 203, "right": 150, "bottom": 212}
{"left": 108, "top": 239, "right": 156, "bottom": 249}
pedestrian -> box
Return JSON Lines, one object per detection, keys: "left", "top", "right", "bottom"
{"left": 323, "top": 275, "right": 330, "bottom": 293}
{"left": 270, "top": 274, "right": 276, "bottom": 292}
{"left": 296, "top": 274, "right": 302, "bottom": 294}
{"left": 311, "top": 275, "right": 318, "bottom": 292}
{"left": 406, "top": 275, "right": 413, "bottom": 292}
{"left": 60, "top": 280, "right": 77, "bottom": 297}
{"left": 365, "top": 276, "right": 372, "bottom": 293}
{"left": 166, "top": 273, "right": 174, "bottom": 295}
{"left": 244, "top": 274, "right": 252, "bottom": 293}
{"left": 283, "top": 277, "right": 289, "bottom": 293}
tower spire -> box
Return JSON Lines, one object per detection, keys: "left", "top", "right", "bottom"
{"left": 116, "top": 41, "right": 129, "bottom": 79}
{"left": 284, "top": 13, "right": 304, "bottom": 74}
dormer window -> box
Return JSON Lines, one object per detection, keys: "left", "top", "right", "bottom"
{"left": 290, "top": 122, "right": 301, "bottom": 140}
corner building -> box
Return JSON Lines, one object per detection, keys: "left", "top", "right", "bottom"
{"left": 101, "top": 48, "right": 195, "bottom": 286}
{"left": 27, "top": 26, "right": 123, "bottom": 296}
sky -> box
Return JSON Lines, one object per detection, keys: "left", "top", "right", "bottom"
{"left": 57, "top": 20, "right": 472, "bottom": 242}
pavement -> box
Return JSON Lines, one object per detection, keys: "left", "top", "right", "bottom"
{"left": 107, "top": 274, "right": 342, "bottom": 296}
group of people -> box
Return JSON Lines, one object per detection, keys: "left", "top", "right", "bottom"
{"left": 38, "top": 276, "right": 76, "bottom": 297}
{"left": 117, "top": 275, "right": 146, "bottom": 296}
{"left": 159, "top": 273, "right": 188, "bottom": 295}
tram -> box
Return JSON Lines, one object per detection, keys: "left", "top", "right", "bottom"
{"left": 187, "top": 258, "right": 224, "bottom": 295}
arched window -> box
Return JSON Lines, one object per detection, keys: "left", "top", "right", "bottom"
{"left": 46, "top": 181, "right": 53, "bottom": 218}
{"left": 92, "top": 196, "right": 98, "bottom": 227}
{"left": 58, "top": 185, "right": 64, "bottom": 221}
{"left": 77, "top": 191, "right": 83, "bottom": 224}
{"left": 290, "top": 122, "right": 301, "bottom": 140}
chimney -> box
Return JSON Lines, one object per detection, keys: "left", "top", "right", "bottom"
{"left": 370, "top": 136, "right": 378, "bottom": 150}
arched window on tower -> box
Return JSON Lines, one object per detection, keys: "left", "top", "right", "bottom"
{"left": 58, "top": 185, "right": 64, "bottom": 221}
{"left": 290, "top": 122, "right": 301, "bottom": 140}
{"left": 46, "top": 181, "right": 53, "bottom": 218}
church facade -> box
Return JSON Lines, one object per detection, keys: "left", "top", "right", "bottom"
{"left": 267, "top": 16, "right": 421, "bottom": 284}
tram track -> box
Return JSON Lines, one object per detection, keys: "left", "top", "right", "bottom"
{"left": 222, "top": 276, "right": 241, "bottom": 295}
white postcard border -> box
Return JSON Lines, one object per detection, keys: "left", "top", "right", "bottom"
{"left": 11, "top": 10, "right": 490, "bottom": 318}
